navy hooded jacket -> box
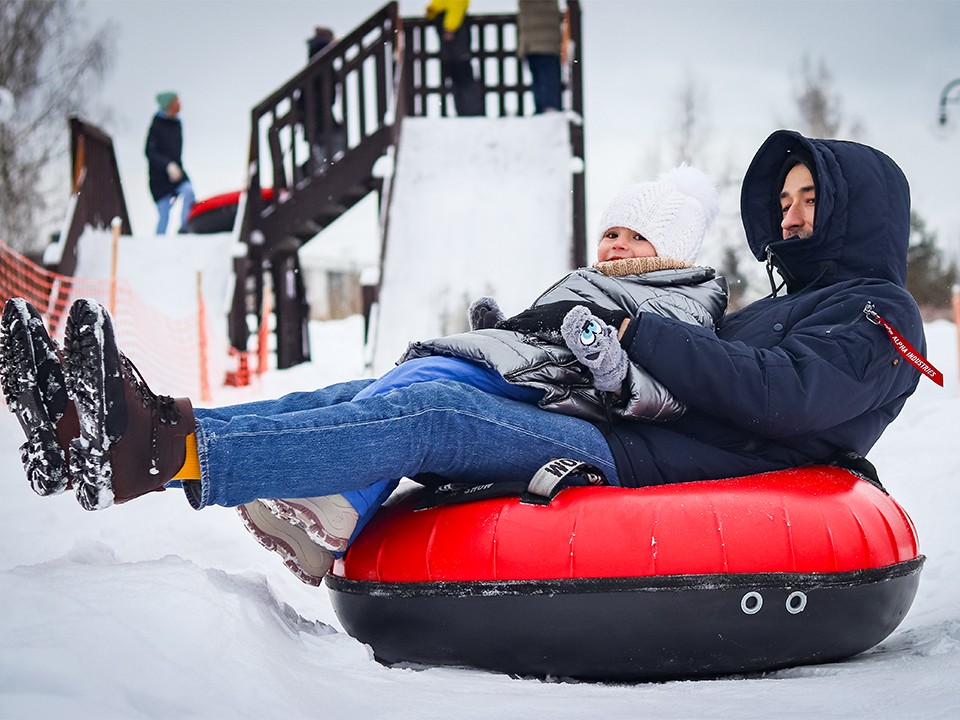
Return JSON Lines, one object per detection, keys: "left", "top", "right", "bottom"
{"left": 603, "top": 130, "right": 925, "bottom": 487}
{"left": 145, "top": 112, "right": 189, "bottom": 201}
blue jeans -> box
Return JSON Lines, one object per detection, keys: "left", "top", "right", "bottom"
{"left": 155, "top": 179, "right": 196, "bottom": 234}
{"left": 526, "top": 54, "right": 562, "bottom": 114}
{"left": 188, "top": 371, "right": 618, "bottom": 510}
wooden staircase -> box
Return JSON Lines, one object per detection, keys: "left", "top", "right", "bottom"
{"left": 231, "top": 1, "right": 585, "bottom": 369}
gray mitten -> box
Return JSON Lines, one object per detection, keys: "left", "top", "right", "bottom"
{"left": 468, "top": 296, "right": 505, "bottom": 330}
{"left": 560, "top": 305, "right": 629, "bottom": 392}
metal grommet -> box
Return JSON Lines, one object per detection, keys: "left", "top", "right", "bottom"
{"left": 741, "top": 591, "right": 763, "bottom": 615}
{"left": 786, "top": 591, "right": 807, "bottom": 614}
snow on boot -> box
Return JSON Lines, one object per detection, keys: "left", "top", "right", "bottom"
{"left": 63, "top": 299, "right": 194, "bottom": 510}
{"left": 261, "top": 495, "right": 360, "bottom": 553}
{"left": 237, "top": 500, "right": 334, "bottom": 586}
{"left": 0, "top": 298, "right": 80, "bottom": 495}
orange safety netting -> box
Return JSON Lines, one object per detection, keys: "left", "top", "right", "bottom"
{"left": 0, "top": 238, "right": 210, "bottom": 400}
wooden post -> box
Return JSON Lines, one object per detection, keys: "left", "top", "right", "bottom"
{"left": 952, "top": 284, "right": 960, "bottom": 384}
{"left": 197, "top": 271, "right": 212, "bottom": 402}
{"left": 109, "top": 216, "right": 121, "bottom": 316}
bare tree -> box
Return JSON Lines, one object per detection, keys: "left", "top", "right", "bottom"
{"left": 907, "top": 210, "right": 959, "bottom": 313}
{"left": 665, "top": 73, "right": 770, "bottom": 307}
{"left": 0, "top": 0, "right": 113, "bottom": 255}
{"left": 792, "top": 55, "right": 863, "bottom": 139}
{"left": 671, "top": 71, "right": 709, "bottom": 166}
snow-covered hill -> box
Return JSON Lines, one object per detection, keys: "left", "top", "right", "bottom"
{"left": 1, "top": 317, "right": 958, "bottom": 719}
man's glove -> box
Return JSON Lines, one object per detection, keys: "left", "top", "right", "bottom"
{"left": 560, "top": 305, "right": 629, "bottom": 392}
{"left": 498, "top": 301, "right": 628, "bottom": 340}
{"left": 166, "top": 162, "right": 183, "bottom": 183}
{"left": 468, "top": 296, "right": 505, "bottom": 330}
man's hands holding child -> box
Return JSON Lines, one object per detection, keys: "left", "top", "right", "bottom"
{"left": 560, "top": 306, "right": 629, "bottom": 392}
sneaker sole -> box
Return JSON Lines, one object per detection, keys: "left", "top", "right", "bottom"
{"left": 237, "top": 501, "right": 333, "bottom": 586}
{"left": 1, "top": 299, "right": 69, "bottom": 495}
{"left": 63, "top": 300, "right": 117, "bottom": 510}
{"left": 261, "top": 496, "right": 358, "bottom": 553}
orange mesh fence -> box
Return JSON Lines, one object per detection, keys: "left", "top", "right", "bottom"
{"left": 1, "top": 238, "right": 209, "bottom": 400}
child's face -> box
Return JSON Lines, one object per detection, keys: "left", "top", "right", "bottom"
{"left": 597, "top": 227, "right": 657, "bottom": 262}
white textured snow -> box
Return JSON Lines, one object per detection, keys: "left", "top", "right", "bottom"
{"left": 370, "top": 114, "right": 574, "bottom": 374}
{"left": 3, "top": 111, "right": 960, "bottom": 715}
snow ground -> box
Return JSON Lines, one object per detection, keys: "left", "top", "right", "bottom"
{"left": 1, "top": 316, "right": 958, "bottom": 719}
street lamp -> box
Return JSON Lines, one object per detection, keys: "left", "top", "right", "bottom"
{"left": 939, "top": 78, "right": 960, "bottom": 126}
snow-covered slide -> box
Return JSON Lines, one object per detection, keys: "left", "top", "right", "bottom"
{"left": 369, "top": 114, "right": 578, "bottom": 375}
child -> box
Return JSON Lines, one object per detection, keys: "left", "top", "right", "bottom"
{"left": 400, "top": 163, "right": 726, "bottom": 421}
{"left": 242, "top": 164, "right": 727, "bottom": 583}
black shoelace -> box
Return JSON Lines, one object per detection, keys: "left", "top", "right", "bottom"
{"left": 119, "top": 353, "right": 180, "bottom": 476}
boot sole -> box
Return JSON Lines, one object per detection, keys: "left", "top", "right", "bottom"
{"left": 63, "top": 300, "right": 120, "bottom": 510}
{"left": 1, "top": 299, "right": 69, "bottom": 495}
{"left": 260, "top": 496, "right": 358, "bottom": 553}
{"left": 237, "top": 501, "right": 333, "bottom": 585}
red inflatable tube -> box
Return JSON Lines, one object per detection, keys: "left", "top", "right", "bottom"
{"left": 327, "top": 466, "right": 923, "bottom": 681}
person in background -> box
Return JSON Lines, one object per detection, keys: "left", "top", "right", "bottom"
{"left": 305, "top": 26, "right": 345, "bottom": 167}
{"left": 425, "top": 0, "right": 484, "bottom": 117}
{"left": 307, "top": 25, "right": 334, "bottom": 59}
{"left": 145, "top": 92, "right": 195, "bottom": 235}
{"left": 517, "top": 0, "right": 563, "bottom": 113}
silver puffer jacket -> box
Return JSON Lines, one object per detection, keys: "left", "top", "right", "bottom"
{"left": 399, "top": 266, "right": 728, "bottom": 424}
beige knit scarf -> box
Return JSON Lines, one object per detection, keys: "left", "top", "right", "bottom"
{"left": 592, "top": 256, "right": 691, "bottom": 277}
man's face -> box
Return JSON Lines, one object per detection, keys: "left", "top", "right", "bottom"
{"left": 779, "top": 163, "right": 816, "bottom": 239}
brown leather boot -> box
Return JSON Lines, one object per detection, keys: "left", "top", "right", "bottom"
{"left": 1, "top": 298, "right": 80, "bottom": 495}
{"left": 63, "top": 299, "right": 195, "bottom": 510}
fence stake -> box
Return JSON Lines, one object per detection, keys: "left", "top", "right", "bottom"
{"left": 109, "top": 217, "right": 121, "bottom": 316}
{"left": 953, "top": 284, "right": 960, "bottom": 385}
{"left": 197, "top": 271, "right": 212, "bottom": 403}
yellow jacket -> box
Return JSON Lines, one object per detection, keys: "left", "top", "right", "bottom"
{"left": 425, "top": 0, "right": 469, "bottom": 33}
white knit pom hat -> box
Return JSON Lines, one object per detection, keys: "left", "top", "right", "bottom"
{"left": 598, "top": 164, "right": 720, "bottom": 264}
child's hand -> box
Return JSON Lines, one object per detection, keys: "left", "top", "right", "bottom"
{"left": 560, "top": 306, "right": 629, "bottom": 392}
{"left": 468, "top": 296, "right": 505, "bottom": 330}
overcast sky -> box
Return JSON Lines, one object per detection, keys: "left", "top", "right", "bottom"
{"left": 82, "top": 0, "right": 960, "bottom": 257}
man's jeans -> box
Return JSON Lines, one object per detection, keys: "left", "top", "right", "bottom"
{"left": 189, "top": 376, "right": 618, "bottom": 510}
{"left": 155, "top": 179, "right": 196, "bottom": 234}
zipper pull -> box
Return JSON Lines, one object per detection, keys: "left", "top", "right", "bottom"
{"left": 864, "top": 302, "right": 943, "bottom": 386}
{"left": 765, "top": 246, "right": 779, "bottom": 297}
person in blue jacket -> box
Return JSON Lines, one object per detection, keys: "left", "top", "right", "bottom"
{"left": 1, "top": 130, "right": 927, "bottom": 586}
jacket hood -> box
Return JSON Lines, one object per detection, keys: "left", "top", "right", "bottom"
{"left": 740, "top": 130, "right": 911, "bottom": 291}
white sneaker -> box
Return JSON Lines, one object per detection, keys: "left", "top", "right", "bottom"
{"left": 237, "top": 500, "right": 334, "bottom": 586}
{"left": 261, "top": 495, "right": 359, "bottom": 553}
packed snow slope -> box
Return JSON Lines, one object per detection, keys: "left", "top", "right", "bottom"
{"left": 1, "top": 316, "right": 958, "bottom": 719}
{"left": 370, "top": 114, "right": 575, "bottom": 374}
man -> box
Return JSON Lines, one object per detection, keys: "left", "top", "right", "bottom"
{"left": 594, "top": 129, "right": 925, "bottom": 485}
{"left": 145, "top": 91, "right": 195, "bottom": 234}
{"left": 0, "top": 130, "right": 927, "bottom": 582}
